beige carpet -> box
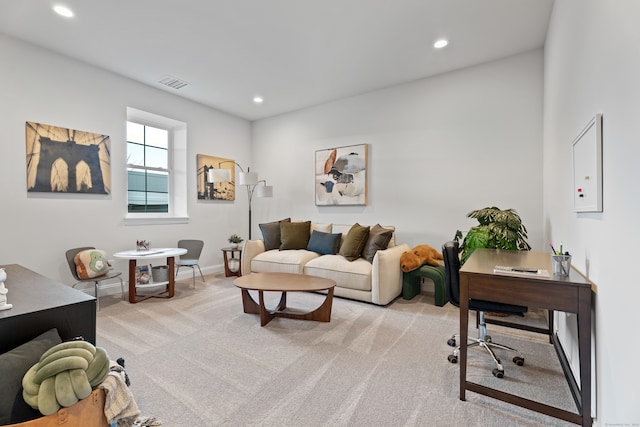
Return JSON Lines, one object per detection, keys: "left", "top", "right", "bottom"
{"left": 95, "top": 275, "right": 577, "bottom": 426}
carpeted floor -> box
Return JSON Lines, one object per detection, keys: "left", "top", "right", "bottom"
{"left": 95, "top": 274, "right": 577, "bottom": 426}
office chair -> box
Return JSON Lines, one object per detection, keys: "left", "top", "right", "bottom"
{"left": 442, "top": 240, "right": 526, "bottom": 378}
{"left": 65, "top": 247, "right": 125, "bottom": 311}
{"left": 176, "top": 239, "right": 205, "bottom": 288}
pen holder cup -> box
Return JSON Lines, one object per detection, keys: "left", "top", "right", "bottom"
{"left": 551, "top": 254, "right": 571, "bottom": 277}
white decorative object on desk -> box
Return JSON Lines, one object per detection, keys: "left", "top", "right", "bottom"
{"left": 0, "top": 268, "right": 13, "bottom": 310}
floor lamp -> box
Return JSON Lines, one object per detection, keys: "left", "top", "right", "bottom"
{"left": 208, "top": 162, "right": 273, "bottom": 239}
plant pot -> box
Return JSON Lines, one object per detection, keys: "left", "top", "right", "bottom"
{"left": 230, "top": 243, "right": 238, "bottom": 249}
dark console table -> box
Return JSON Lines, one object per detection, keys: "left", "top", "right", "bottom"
{"left": 0, "top": 264, "right": 96, "bottom": 354}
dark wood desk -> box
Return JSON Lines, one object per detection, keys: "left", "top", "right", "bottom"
{"left": 0, "top": 264, "right": 96, "bottom": 354}
{"left": 459, "top": 249, "right": 592, "bottom": 426}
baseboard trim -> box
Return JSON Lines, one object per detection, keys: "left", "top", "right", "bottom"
{"left": 74, "top": 264, "right": 225, "bottom": 296}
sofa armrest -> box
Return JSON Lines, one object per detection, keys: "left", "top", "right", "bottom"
{"left": 371, "top": 243, "right": 410, "bottom": 305}
{"left": 241, "top": 240, "right": 265, "bottom": 275}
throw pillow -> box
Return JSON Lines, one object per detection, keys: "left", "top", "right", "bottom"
{"left": 74, "top": 249, "right": 110, "bottom": 279}
{"left": 307, "top": 231, "right": 342, "bottom": 255}
{"left": 0, "top": 328, "right": 62, "bottom": 424}
{"left": 259, "top": 218, "right": 291, "bottom": 250}
{"left": 339, "top": 223, "right": 370, "bottom": 261}
{"left": 280, "top": 221, "right": 312, "bottom": 250}
{"left": 361, "top": 224, "right": 393, "bottom": 263}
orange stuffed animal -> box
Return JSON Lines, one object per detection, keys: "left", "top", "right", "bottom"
{"left": 400, "top": 244, "right": 444, "bottom": 272}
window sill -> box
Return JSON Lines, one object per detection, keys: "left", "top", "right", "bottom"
{"left": 124, "top": 216, "right": 189, "bottom": 226}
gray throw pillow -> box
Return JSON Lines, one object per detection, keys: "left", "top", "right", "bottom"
{"left": 361, "top": 224, "right": 393, "bottom": 263}
{"left": 259, "top": 218, "right": 291, "bottom": 250}
{"left": 307, "top": 231, "right": 342, "bottom": 255}
{"left": 0, "top": 328, "right": 62, "bottom": 424}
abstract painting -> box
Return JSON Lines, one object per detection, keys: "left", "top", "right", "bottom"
{"left": 315, "top": 144, "right": 368, "bottom": 206}
{"left": 26, "top": 122, "right": 111, "bottom": 194}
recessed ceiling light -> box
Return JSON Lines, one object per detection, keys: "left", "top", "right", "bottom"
{"left": 433, "top": 39, "right": 448, "bottom": 49}
{"left": 53, "top": 5, "right": 74, "bottom": 18}
{"left": 253, "top": 96, "right": 264, "bottom": 104}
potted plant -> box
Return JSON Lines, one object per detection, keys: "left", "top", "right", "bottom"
{"left": 455, "top": 206, "right": 531, "bottom": 264}
{"left": 228, "top": 234, "right": 243, "bottom": 249}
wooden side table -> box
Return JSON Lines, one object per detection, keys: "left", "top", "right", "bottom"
{"left": 221, "top": 247, "right": 242, "bottom": 277}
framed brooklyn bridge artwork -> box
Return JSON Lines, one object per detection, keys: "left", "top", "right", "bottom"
{"left": 25, "top": 122, "right": 111, "bottom": 194}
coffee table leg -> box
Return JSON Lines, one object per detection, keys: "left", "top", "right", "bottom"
{"left": 240, "top": 289, "right": 260, "bottom": 315}
{"left": 258, "top": 291, "right": 277, "bottom": 326}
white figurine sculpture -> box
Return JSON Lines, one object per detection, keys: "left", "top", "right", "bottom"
{"left": 0, "top": 268, "right": 13, "bottom": 310}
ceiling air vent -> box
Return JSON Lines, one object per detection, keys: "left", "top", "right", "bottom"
{"left": 158, "top": 75, "right": 189, "bottom": 90}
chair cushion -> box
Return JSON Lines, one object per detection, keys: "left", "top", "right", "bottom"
{"left": 307, "top": 231, "right": 342, "bottom": 255}
{"left": 74, "top": 249, "right": 110, "bottom": 279}
{"left": 339, "top": 223, "right": 370, "bottom": 261}
{"left": 361, "top": 224, "right": 393, "bottom": 263}
{"left": 259, "top": 218, "right": 291, "bottom": 250}
{"left": 280, "top": 221, "right": 311, "bottom": 250}
{"left": 0, "top": 328, "right": 62, "bottom": 424}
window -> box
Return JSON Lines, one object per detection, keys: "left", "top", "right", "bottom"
{"left": 126, "top": 122, "right": 170, "bottom": 213}
{"left": 125, "top": 107, "right": 187, "bottom": 224}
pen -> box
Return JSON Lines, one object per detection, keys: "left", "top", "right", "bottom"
{"left": 560, "top": 242, "right": 563, "bottom": 256}
{"left": 550, "top": 243, "right": 557, "bottom": 255}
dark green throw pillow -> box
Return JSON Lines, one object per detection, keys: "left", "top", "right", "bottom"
{"left": 259, "top": 218, "right": 291, "bottom": 250}
{"left": 339, "top": 223, "right": 370, "bottom": 261}
{"left": 307, "top": 231, "right": 342, "bottom": 255}
{"left": 280, "top": 221, "right": 312, "bottom": 250}
{"left": 361, "top": 224, "right": 393, "bottom": 263}
{"left": 0, "top": 328, "right": 62, "bottom": 424}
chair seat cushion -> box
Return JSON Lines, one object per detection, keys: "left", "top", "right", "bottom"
{"left": 74, "top": 249, "right": 110, "bottom": 279}
{"left": 180, "top": 259, "right": 198, "bottom": 266}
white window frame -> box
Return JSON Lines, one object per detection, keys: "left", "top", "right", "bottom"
{"left": 125, "top": 107, "right": 188, "bottom": 225}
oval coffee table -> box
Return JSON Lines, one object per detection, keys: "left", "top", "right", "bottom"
{"left": 233, "top": 272, "right": 336, "bottom": 326}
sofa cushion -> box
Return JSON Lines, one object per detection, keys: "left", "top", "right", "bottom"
{"left": 339, "top": 223, "right": 370, "bottom": 261}
{"left": 0, "top": 328, "right": 62, "bottom": 424}
{"left": 259, "top": 218, "right": 291, "bottom": 250}
{"left": 252, "top": 249, "right": 320, "bottom": 274}
{"left": 304, "top": 255, "right": 372, "bottom": 291}
{"left": 361, "top": 224, "right": 393, "bottom": 263}
{"left": 307, "top": 231, "right": 342, "bottom": 255}
{"left": 311, "top": 223, "right": 332, "bottom": 233}
{"left": 280, "top": 221, "right": 311, "bottom": 250}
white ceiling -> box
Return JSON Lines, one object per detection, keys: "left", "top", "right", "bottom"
{"left": 0, "top": 0, "right": 554, "bottom": 121}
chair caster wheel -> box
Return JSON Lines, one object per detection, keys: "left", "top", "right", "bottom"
{"left": 448, "top": 354, "right": 458, "bottom": 364}
{"left": 513, "top": 356, "right": 525, "bottom": 366}
{"left": 492, "top": 368, "right": 504, "bottom": 378}
{"left": 486, "top": 335, "right": 492, "bottom": 343}
{"left": 447, "top": 338, "right": 456, "bottom": 347}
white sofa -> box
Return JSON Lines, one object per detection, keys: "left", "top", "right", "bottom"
{"left": 241, "top": 223, "right": 410, "bottom": 306}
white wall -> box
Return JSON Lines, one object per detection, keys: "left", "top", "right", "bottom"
{"left": 251, "top": 50, "right": 544, "bottom": 252}
{"left": 0, "top": 35, "right": 252, "bottom": 284}
{"left": 544, "top": 1, "right": 640, "bottom": 424}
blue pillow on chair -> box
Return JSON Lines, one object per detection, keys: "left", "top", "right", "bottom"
{"left": 307, "top": 231, "right": 342, "bottom": 255}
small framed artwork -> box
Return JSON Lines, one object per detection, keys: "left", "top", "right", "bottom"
{"left": 315, "top": 144, "right": 368, "bottom": 206}
{"left": 25, "top": 122, "right": 111, "bottom": 194}
{"left": 197, "top": 154, "right": 235, "bottom": 200}
{"left": 572, "top": 114, "right": 603, "bottom": 212}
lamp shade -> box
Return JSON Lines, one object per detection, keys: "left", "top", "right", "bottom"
{"left": 209, "top": 168, "right": 231, "bottom": 183}
{"left": 256, "top": 185, "right": 273, "bottom": 198}
{"left": 239, "top": 171, "right": 258, "bottom": 186}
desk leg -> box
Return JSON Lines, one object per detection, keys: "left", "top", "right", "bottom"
{"left": 128, "top": 259, "right": 137, "bottom": 303}
{"left": 578, "top": 288, "right": 592, "bottom": 426}
{"left": 459, "top": 275, "right": 469, "bottom": 401}
{"left": 167, "top": 256, "right": 175, "bottom": 298}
